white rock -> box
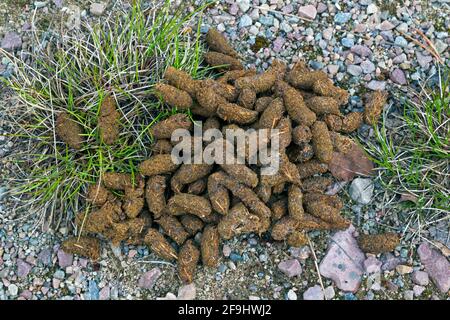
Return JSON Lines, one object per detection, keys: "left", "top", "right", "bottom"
{"left": 349, "top": 178, "right": 374, "bottom": 204}
{"left": 177, "top": 284, "right": 196, "bottom": 300}
{"left": 90, "top": 3, "right": 106, "bottom": 16}
{"left": 287, "top": 289, "right": 297, "bottom": 300}
{"left": 367, "top": 4, "right": 378, "bottom": 14}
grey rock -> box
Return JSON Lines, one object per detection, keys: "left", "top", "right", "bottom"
{"left": 298, "top": 5, "right": 317, "bottom": 20}
{"left": 367, "top": 3, "right": 378, "bottom": 14}
{"left": 1, "top": 32, "right": 22, "bottom": 51}
{"left": 413, "top": 285, "right": 425, "bottom": 296}
{"left": 17, "top": 259, "right": 32, "bottom": 278}
{"left": 38, "top": 248, "right": 52, "bottom": 265}
{"left": 390, "top": 68, "right": 407, "bottom": 85}
{"left": 57, "top": 249, "right": 73, "bottom": 268}
{"left": 394, "top": 36, "right": 408, "bottom": 47}
{"left": 347, "top": 65, "right": 363, "bottom": 76}
{"left": 363, "top": 256, "right": 382, "bottom": 274}
{"left": 434, "top": 39, "right": 448, "bottom": 54}
{"left": 417, "top": 242, "right": 450, "bottom": 293}
{"left": 404, "top": 290, "right": 414, "bottom": 300}
{"left": 34, "top": 1, "right": 48, "bottom": 9}
{"left": 367, "top": 80, "right": 386, "bottom": 91}
{"left": 278, "top": 259, "right": 302, "bottom": 277}
{"left": 319, "top": 225, "right": 365, "bottom": 292}
{"left": 396, "top": 22, "right": 408, "bottom": 33}
{"left": 393, "top": 53, "right": 406, "bottom": 64}
{"left": 349, "top": 178, "right": 374, "bottom": 204}
{"left": 138, "top": 268, "right": 162, "bottom": 289}
{"left": 239, "top": 14, "right": 253, "bottom": 28}
{"left": 379, "top": 20, "right": 395, "bottom": 31}
{"left": 411, "top": 270, "right": 429, "bottom": 286}
{"left": 360, "top": 60, "right": 375, "bottom": 74}
{"left": 350, "top": 45, "right": 372, "bottom": 58}
{"left": 222, "top": 244, "right": 231, "bottom": 257}
{"left": 53, "top": 270, "right": 65, "bottom": 280}
{"left": 237, "top": 0, "right": 250, "bottom": 13}
{"left": 303, "top": 285, "right": 324, "bottom": 300}
{"left": 52, "top": 0, "right": 63, "bottom": 8}
{"left": 381, "top": 253, "right": 401, "bottom": 271}
{"left": 416, "top": 52, "right": 433, "bottom": 69}
{"left": 334, "top": 13, "right": 351, "bottom": 24}
{"left": 324, "top": 286, "right": 335, "bottom": 300}
{"left": 99, "top": 286, "right": 110, "bottom": 300}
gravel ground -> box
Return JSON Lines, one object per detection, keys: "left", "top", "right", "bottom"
{"left": 0, "top": 0, "right": 449, "bottom": 300}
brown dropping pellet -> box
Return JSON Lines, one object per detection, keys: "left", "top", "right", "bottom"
{"left": 276, "top": 81, "right": 316, "bottom": 126}
{"left": 187, "top": 178, "right": 207, "bottom": 195}
{"left": 364, "top": 91, "right": 388, "bottom": 125}
{"left": 287, "top": 144, "right": 314, "bottom": 163}
{"left": 271, "top": 216, "right": 299, "bottom": 241}
{"left": 154, "top": 83, "right": 193, "bottom": 110}
{"left": 275, "top": 117, "right": 293, "bottom": 151}
{"left": 358, "top": 233, "right": 400, "bottom": 254}
{"left": 217, "top": 102, "right": 259, "bottom": 124}
{"left": 324, "top": 114, "right": 343, "bottom": 132}
{"left": 304, "top": 192, "right": 343, "bottom": 210}
{"left": 237, "top": 88, "right": 257, "bottom": 109}
{"left": 218, "top": 69, "right": 257, "bottom": 84}
{"left": 220, "top": 164, "right": 258, "bottom": 188}
{"left": 167, "top": 193, "right": 212, "bottom": 220}
{"left": 302, "top": 176, "right": 333, "bottom": 193}
{"left": 61, "top": 236, "right": 101, "bottom": 260}
{"left": 279, "top": 154, "right": 303, "bottom": 185}
{"left": 144, "top": 228, "right": 178, "bottom": 261}
{"left": 203, "top": 117, "right": 221, "bottom": 132}
{"left": 195, "top": 79, "right": 228, "bottom": 114}
{"left": 304, "top": 201, "right": 349, "bottom": 229}
{"left": 297, "top": 160, "right": 328, "bottom": 179}
{"left": 288, "top": 185, "right": 304, "bottom": 220}
{"left": 204, "top": 51, "right": 243, "bottom": 71}
{"left": 145, "top": 175, "right": 167, "bottom": 219}
{"left": 124, "top": 217, "right": 149, "bottom": 245}
{"left": 215, "top": 171, "right": 272, "bottom": 233}
{"left": 341, "top": 112, "right": 363, "bottom": 133}
{"left": 205, "top": 80, "right": 239, "bottom": 102}
{"left": 295, "top": 213, "right": 333, "bottom": 231}
{"left": 218, "top": 203, "right": 261, "bottom": 240}
{"left": 287, "top": 231, "right": 308, "bottom": 247}
{"left": 156, "top": 214, "right": 189, "bottom": 245}
{"left": 164, "top": 66, "right": 197, "bottom": 96}
{"left": 75, "top": 200, "right": 122, "bottom": 234}
{"left": 235, "top": 59, "right": 286, "bottom": 93}
{"left": 312, "top": 78, "right": 349, "bottom": 105}
{"left": 139, "top": 154, "right": 179, "bottom": 176}
{"left": 286, "top": 61, "right": 328, "bottom": 90}
{"left": 123, "top": 177, "right": 145, "bottom": 218}
{"left": 272, "top": 182, "right": 286, "bottom": 194}
{"left": 256, "top": 182, "right": 272, "bottom": 203}
{"left": 55, "top": 112, "right": 84, "bottom": 150}
{"left": 178, "top": 240, "right": 200, "bottom": 283}
{"left": 329, "top": 131, "right": 354, "bottom": 153}
{"left": 271, "top": 199, "right": 287, "bottom": 220}
{"left": 149, "top": 113, "right": 193, "bottom": 140}
{"left": 207, "top": 172, "right": 230, "bottom": 215}
{"left": 190, "top": 101, "right": 217, "bottom": 118}
{"left": 206, "top": 28, "right": 238, "bottom": 58}
{"left": 305, "top": 96, "right": 341, "bottom": 116}
{"left": 98, "top": 96, "right": 120, "bottom": 145}
{"left": 258, "top": 97, "right": 284, "bottom": 129}
{"left": 202, "top": 212, "right": 223, "bottom": 225}
{"left": 201, "top": 225, "right": 220, "bottom": 267}
{"left": 103, "top": 172, "right": 132, "bottom": 190}
{"left": 152, "top": 139, "right": 173, "bottom": 154}
{"left": 171, "top": 164, "right": 213, "bottom": 192}
{"left": 292, "top": 125, "right": 312, "bottom": 145}
{"left": 311, "top": 121, "right": 333, "bottom": 163}
{"left": 254, "top": 96, "right": 274, "bottom": 113}
{"left": 86, "top": 183, "right": 111, "bottom": 206}
{"left": 180, "top": 215, "right": 204, "bottom": 236}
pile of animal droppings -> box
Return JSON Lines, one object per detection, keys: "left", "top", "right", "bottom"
{"left": 58, "top": 28, "right": 399, "bottom": 283}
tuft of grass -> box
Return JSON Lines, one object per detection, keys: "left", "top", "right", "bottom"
{"left": 365, "top": 66, "right": 449, "bottom": 238}
{"left": 0, "top": 0, "right": 213, "bottom": 229}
